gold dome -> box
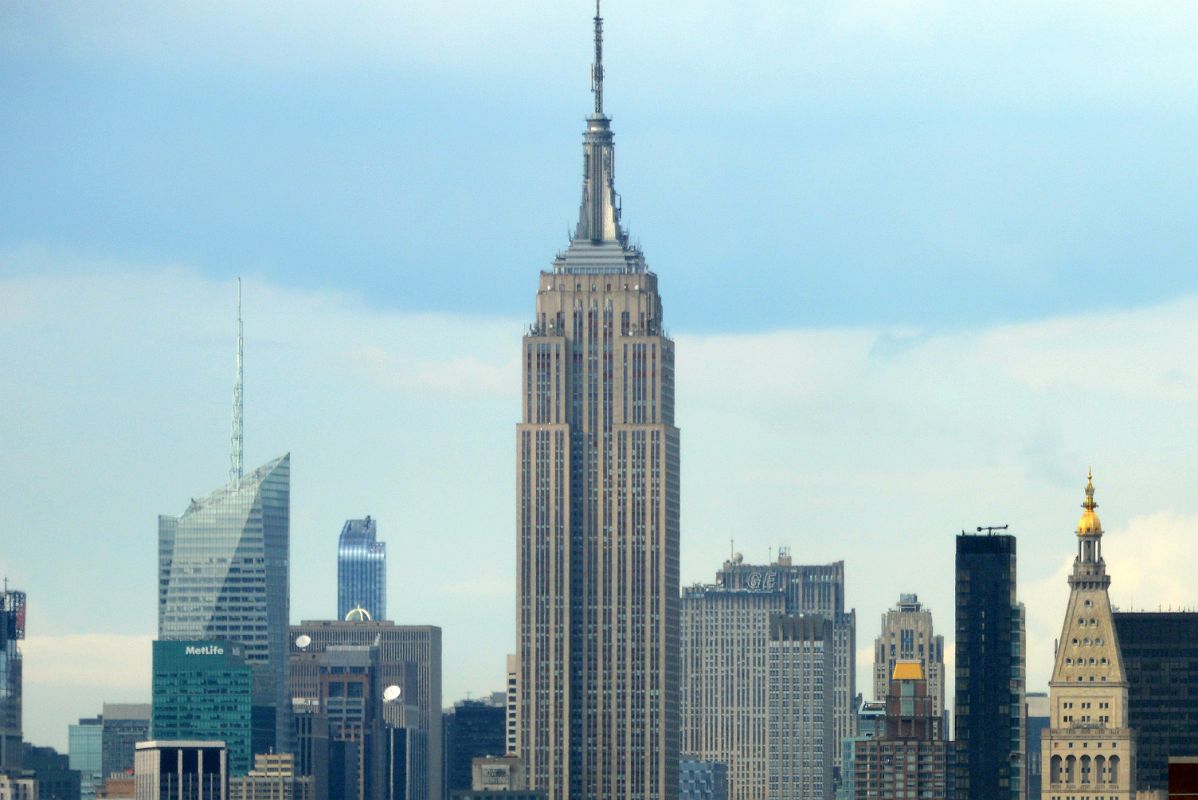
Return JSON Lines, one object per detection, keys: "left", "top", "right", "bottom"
{"left": 1076, "top": 469, "right": 1103, "bottom": 536}
{"left": 345, "top": 603, "right": 373, "bottom": 622}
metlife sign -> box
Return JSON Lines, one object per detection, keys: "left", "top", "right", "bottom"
{"left": 185, "top": 644, "right": 225, "bottom": 656}
{"left": 153, "top": 639, "right": 245, "bottom": 669}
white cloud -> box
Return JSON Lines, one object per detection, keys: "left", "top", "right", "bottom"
{"left": 22, "top": 634, "right": 152, "bottom": 691}
{"left": 21, "top": 634, "right": 153, "bottom": 747}
{"left": 5, "top": 262, "right": 1197, "bottom": 748}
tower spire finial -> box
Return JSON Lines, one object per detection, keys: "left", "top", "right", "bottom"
{"left": 591, "top": 0, "right": 604, "bottom": 115}
{"left": 230, "top": 278, "right": 244, "bottom": 487}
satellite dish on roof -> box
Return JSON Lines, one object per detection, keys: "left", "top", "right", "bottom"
{"left": 295, "top": 634, "right": 312, "bottom": 649}
{"left": 383, "top": 685, "right": 402, "bottom": 703}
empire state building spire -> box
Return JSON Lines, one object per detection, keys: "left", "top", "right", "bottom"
{"left": 574, "top": 0, "right": 626, "bottom": 247}
{"left": 591, "top": 0, "right": 604, "bottom": 116}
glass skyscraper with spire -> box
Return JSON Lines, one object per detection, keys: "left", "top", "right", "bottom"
{"left": 515, "top": 5, "right": 680, "bottom": 799}
{"left": 157, "top": 279, "right": 290, "bottom": 756}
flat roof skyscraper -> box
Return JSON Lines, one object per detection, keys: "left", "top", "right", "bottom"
{"left": 337, "top": 517, "right": 386, "bottom": 621}
{"left": 514, "top": 5, "right": 680, "bottom": 800}
{"left": 768, "top": 614, "right": 834, "bottom": 800}
{"left": 69, "top": 715, "right": 103, "bottom": 800}
{"left": 158, "top": 282, "right": 291, "bottom": 755}
{"left": 0, "top": 588, "right": 25, "bottom": 772}
{"left": 101, "top": 703, "right": 150, "bottom": 780}
{"left": 715, "top": 553, "right": 858, "bottom": 774}
{"left": 152, "top": 640, "right": 253, "bottom": 776}
{"left": 289, "top": 619, "right": 442, "bottom": 800}
{"left": 955, "top": 529, "right": 1026, "bottom": 800}
{"left": 135, "top": 741, "right": 228, "bottom": 800}
{"left": 681, "top": 584, "right": 786, "bottom": 800}
{"left": 444, "top": 698, "right": 506, "bottom": 797}
{"left": 1112, "top": 611, "right": 1198, "bottom": 794}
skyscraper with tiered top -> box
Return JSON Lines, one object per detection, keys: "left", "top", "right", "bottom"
{"left": 515, "top": 4, "right": 680, "bottom": 798}
{"left": 1041, "top": 473, "right": 1136, "bottom": 798}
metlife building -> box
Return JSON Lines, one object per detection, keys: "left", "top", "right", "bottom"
{"left": 152, "top": 639, "right": 252, "bottom": 776}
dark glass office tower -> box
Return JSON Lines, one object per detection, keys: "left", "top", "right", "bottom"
{"left": 955, "top": 532, "right": 1026, "bottom": 800}
{"left": 515, "top": 6, "right": 680, "bottom": 800}
{"left": 1112, "top": 611, "right": 1198, "bottom": 794}
{"left": 158, "top": 454, "right": 291, "bottom": 755}
{"left": 0, "top": 588, "right": 25, "bottom": 771}
{"left": 21, "top": 743, "right": 81, "bottom": 800}
{"left": 444, "top": 698, "right": 506, "bottom": 796}
{"left": 338, "top": 516, "right": 387, "bottom": 621}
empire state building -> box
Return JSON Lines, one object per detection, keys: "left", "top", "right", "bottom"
{"left": 515, "top": 5, "right": 680, "bottom": 799}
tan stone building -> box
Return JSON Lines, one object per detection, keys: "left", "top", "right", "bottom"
{"left": 681, "top": 585, "right": 785, "bottom": 800}
{"left": 871, "top": 594, "right": 946, "bottom": 732}
{"left": 1042, "top": 474, "right": 1136, "bottom": 799}
{"left": 515, "top": 6, "right": 679, "bottom": 800}
{"left": 229, "top": 754, "right": 312, "bottom": 800}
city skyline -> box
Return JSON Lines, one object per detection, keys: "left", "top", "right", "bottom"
{"left": 3, "top": 2, "right": 1198, "bottom": 757}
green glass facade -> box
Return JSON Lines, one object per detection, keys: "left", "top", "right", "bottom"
{"left": 152, "top": 639, "right": 252, "bottom": 776}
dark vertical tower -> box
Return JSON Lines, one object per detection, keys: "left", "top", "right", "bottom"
{"left": 0, "top": 588, "right": 25, "bottom": 771}
{"left": 515, "top": 4, "right": 680, "bottom": 799}
{"left": 443, "top": 699, "right": 506, "bottom": 796}
{"left": 338, "top": 516, "right": 387, "bottom": 621}
{"left": 955, "top": 531, "right": 1026, "bottom": 800}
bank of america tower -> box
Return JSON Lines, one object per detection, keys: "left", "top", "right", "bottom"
{"left": 515, "top": 5, "right": 680, "bottom": 799}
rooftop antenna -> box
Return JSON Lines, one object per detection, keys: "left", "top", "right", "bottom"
{"left": 591, "top": 0, "right": 604, "bottom": 115}
{"left": 229, "top": 278, "right": 244, "bottom": 487}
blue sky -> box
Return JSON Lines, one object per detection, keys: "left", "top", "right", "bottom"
{"left": 6, "top": 2, "right": 1198, "bottom": 329}
{"left": 3, "top": 2, "right": 1198, "bottom": 749}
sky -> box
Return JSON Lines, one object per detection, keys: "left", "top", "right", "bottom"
{"left": 2, "top": 1, "right": 1198, "bottom": 750}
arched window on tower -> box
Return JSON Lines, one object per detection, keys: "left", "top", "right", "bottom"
{"left": 1065, "top": 755, "right": 1077, "bottom": 783}
{"left": 1050, "top": 755, "right": 1062, "bottom": 784}
{"left": 1094, "top": 755, "right": 1106, "bottom": 784}
{"left": 1080, "top": 755, "right": 1091, "bottom": 783}
{"left": 1109, "top": 755, "right": 1120, "bottom": 783}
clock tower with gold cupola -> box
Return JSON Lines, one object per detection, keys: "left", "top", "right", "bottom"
{"left": 1042, "top": 472, "right": 1136, "bottom": 799}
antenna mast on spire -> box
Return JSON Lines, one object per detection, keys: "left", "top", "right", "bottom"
{"left": 591, "top": 0, "right": 604, "bottom": 115}
{"left": 230, "top": 278, "right": 244, "bottom": 487}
